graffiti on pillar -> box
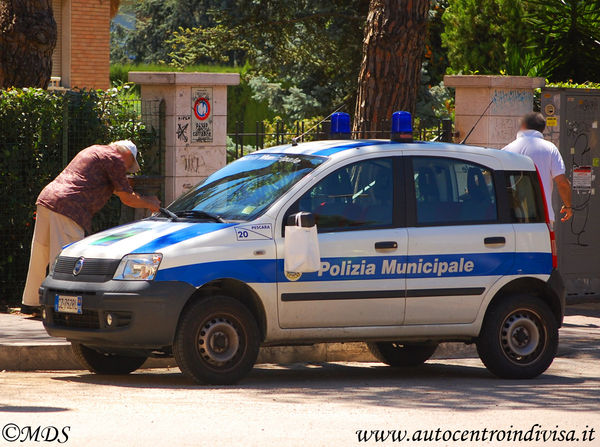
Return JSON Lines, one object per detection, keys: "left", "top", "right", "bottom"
{"left": 491, "top": 89, "right": 531, "bottom": 114}
{"left": 191, "top": 87, "right": 213, "bottom": 143}
{"left": 176, "top": 115, "right": 191, "bottom": 143}
{"left": 180, "top": 146, "right": 204, "bottom": 174}
{"left": 491, "top": 117, "right": 518, "bottom": 143}
{"left": 183, "top": 154, "right": 202, "bottom": 173}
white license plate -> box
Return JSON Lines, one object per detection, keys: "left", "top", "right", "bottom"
{"left": 54, "top": 295, "right": 82, "bottom": 314}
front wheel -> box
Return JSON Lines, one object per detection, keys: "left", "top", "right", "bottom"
{"left": 477, "top": 294, "right": 558, "bottom": 379}
{"left": 71, "top": 343, "right": 147, "bottom": 375}
{"left": 367, "top": 342, "right": 438, "bottom": 367}
{"left": 173, "top": 296, "right": 260, "bottom": 385}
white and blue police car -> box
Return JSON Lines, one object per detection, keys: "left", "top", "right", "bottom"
{"left": 40, "top": 111, "right": 565, "bottom": 384}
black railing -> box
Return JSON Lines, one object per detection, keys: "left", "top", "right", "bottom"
{"left": 228, "top": 118, "right": 453, "bottom": 160}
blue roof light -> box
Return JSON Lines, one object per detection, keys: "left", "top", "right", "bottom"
{"left": 330, "top": 112, "right": 351, "bottom": 139}
{"left": 391, "top": 111, "right": 413, "bottom": 142}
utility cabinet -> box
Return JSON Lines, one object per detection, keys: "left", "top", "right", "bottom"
{"left": 541, "top": 88, "right": 600, "bottom": 300}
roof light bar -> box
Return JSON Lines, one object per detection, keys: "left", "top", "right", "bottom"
{"left": 330, "top": 112, "right": 351, "bottom": 140}
{"left": 391, "top": 111, "right": 413, "bottom": 143}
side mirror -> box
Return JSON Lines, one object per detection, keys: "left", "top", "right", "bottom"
{"left": 286, "top": 211, "right": 316, "bottom": 228}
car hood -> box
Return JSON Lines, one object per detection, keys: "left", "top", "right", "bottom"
{"left": 60, "top": 220, "right": 236, "bottom": 260}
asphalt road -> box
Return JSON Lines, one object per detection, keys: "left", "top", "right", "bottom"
{"left": 1, "top": 354, "right": 599, "bottom": 447}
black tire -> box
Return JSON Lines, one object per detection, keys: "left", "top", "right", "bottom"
{"left": 71, "top": 343, "right": 147, "bottom": 375}
{"left": 173, "top": 296, "right": 260, "bottom": 385}
{"left": 477, "top": 294, "right": 558, "bottom": 379}
{"left": 367, "top": 342, "right": 438, "bottom": 367}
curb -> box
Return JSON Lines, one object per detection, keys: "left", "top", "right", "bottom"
{"left": 0, "top": 342, "right": 477, "bottom": 372}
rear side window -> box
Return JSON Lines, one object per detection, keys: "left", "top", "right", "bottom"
{"left": 506, "top": 172, "right": 545, "bottom": 223}
{"left": 412, "top": 157, "right": 497, "bottom": 225}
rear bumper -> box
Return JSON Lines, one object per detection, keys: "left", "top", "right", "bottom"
{"left": 548, "top": 269, "right": 566, "bottom": 325}
{"left": 40, "top": 277, "right": 196, "bottom": 350}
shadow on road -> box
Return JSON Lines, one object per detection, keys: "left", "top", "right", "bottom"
{"left": 0, "top": 404, "right": 70, "bottom": 413}
{"left": 52, "top": 360, "right": 599, "bottom": 412}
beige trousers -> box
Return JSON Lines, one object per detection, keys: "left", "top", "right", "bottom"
{"left": 22, "top": 205, "right": 85, "bottom": 306}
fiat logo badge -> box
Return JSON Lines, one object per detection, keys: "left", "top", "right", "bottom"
{"left": 73, "top": 257, "right": 85, "bottom": 276}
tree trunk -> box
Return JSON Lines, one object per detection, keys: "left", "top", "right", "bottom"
{"left": 0, "top": 0, "right": 57, "bottom": 89}
{"left": 354, "top": 0, "right": 429, "bottom": 134}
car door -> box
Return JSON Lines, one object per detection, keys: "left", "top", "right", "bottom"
{"left": 276, "top": 156, "right": 408, "bottom": 329}
{"left": 405, "top": 154, "right": 516, "bottom": 325}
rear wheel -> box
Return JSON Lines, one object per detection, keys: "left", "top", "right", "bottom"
{"left": 367, "top": 342, "right": 438, "bottom": 367}
{"left": 71, "top": 343, "right": 147, "bottom": 375}
{"left": 477, "top": 294, "right": 558, "bottom": 379}
{"left": 173, "top": 296, "right": 260, "bottom": 385}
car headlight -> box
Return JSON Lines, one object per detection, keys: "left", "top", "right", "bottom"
{"left": 113, "top": 254, "right": 162, "bottom": 281}
{"left": 49, "top": 253, "right": 61, "bottom": 275}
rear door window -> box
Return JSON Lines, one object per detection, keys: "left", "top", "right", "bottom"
{"left": 411, "top": 157, "right": 498, "bottom": 225}
{"left": 505, "top": 172, "right": 545, "bottom": 223}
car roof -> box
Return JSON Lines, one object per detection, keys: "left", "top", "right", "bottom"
{"left": 254, "top": 139, "right": 536, "bottom": 171}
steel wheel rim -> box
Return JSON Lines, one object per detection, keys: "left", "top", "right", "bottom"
{"left": 197, "top": 316, "right": 241, "bottom": 367}
{"left": 500, "top": 309, "right": 546, "bottom": 365}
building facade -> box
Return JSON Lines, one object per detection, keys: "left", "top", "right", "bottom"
{"left": 50, "top": 0, "right": 111, "bottom": 90}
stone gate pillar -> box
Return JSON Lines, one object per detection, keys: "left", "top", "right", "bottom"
{"left": 129, "top": 72, "right": 240, "bottom": 204}
{"left": 444, "top": 75, "right": 545, "bottom": 148}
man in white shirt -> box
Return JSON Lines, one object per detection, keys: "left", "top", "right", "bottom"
{"left": 503, "top": 112, "right": 573, "bottom": 224}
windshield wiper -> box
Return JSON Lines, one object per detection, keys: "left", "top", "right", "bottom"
{"left": 157, "top": 207, "right": 179, "bottom": 221}
{"left": 174, "top": 210, "right": 225, "bottom": 223}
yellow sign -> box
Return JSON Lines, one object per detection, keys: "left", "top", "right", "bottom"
{"left": 546, "top": 117, "right": 558, "bottom": 127}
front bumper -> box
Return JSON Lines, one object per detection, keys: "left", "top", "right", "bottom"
{"left": 40, "top": 277, "right": 196, "bottom": 350}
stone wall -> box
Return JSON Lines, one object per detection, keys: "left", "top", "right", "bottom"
{"left": 444, "top": 75, "right": 545, "bottom": 148}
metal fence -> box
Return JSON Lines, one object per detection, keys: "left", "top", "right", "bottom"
{"left": 228, "top": 118, "right": 454, "bottom": 160}
{"left": 0, "top": 93, "right": 164, "bottom": 308}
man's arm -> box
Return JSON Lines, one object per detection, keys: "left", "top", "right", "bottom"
{"left": 115, "top": 191, "right": 161, "bottom": 213}
{"left": 554, "top": 174, "right": 573, "bottom": 221}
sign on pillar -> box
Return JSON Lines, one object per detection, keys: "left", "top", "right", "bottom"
{"left": 191, "top": 87, "right": 213, "bottom": 143}
{"left": 128, "top": 71, "right": 240, "bottom": 204}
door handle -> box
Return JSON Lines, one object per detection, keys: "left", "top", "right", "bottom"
{"left": 484, "top": 237, "right": 506, "bottom": 246}
{"left": 375, "top": 241, "right": 398, "bottom": 250}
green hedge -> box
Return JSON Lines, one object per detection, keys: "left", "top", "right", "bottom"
{"left": 0, "top": 86, "right": 153, "bottom": 307}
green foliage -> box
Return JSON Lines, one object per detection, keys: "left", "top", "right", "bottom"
{"left": 111, "top": 0, "right": 218, "bottom": 64}
{"left": 524, "top": 0, "right": 600, "bottom": 83}
{"left": 442, "top": 0, "right": 600, "bottom": 82}
{"left": 227, "top": 76, "right": 275, "bottom": 133}
{"left": 442, "top": 0, "right": 528, "bottom": 75}
{"left": 114, "top": 1, "right": 451, "bottom": 127}
{"left": 0, "top": 86, "right": 153, "bottom": 305}
{"left": 545, "top": 81, "right": 600, "bottom": 89}
{"left": 167, "top": 0, "right": 369, "bottom": 119}
{"left": 425, "top": 0, "right": 450, "bottom": 86}
{"left": 416, "top": 77, "right": 454, "bottom": 129}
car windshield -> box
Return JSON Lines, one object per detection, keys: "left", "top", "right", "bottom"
{"left": 167, "top": 153, "right": 326, "bottom": 221}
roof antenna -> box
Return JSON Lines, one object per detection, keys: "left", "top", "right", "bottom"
{"left": 291, "top": 102, "right": 347, "bottom": 146}
{"left": 460, "top": 99, "right": 494, "bottom": 144}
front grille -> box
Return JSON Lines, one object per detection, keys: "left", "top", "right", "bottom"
{"left": 51, "top": 309, "right": 100, "bottom": 329}
{"left": 54, "top": 256, "right": 120, "bottom": 276}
